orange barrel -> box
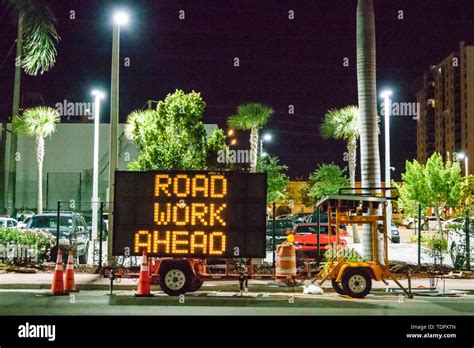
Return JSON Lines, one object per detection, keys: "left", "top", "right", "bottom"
{"left": 275, "top": 242, "right": 297, "bottom": 282}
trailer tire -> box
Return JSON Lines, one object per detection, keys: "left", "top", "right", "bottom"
{"left": 341, "top": 268, "right": 372, "bottom": 299}
{"left": 189, "top": 275, "right": 204, "bottom": 292}
{"left": 159, "top": 262, "right": 193, "bottom": 296}
{"left": 331, "top": 279, "right": 346, "bottom": 295}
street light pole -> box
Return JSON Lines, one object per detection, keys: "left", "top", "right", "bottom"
{"left": 457, "top": 153, "right": 469, "bottom": 177}
{"left": 107, "top": 11, "right": 129, "bottom": 266}
{"left": 91, "top": 90, "right": 105, "bottom": 265}
{"left": 382, "top": 90, "right": 393, "bottom": 232}
{"left": 260, "top": 133, "right": 272, "bottom": 158}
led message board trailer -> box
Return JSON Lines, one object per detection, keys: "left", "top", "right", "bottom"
{"left": 113, "top": 171, "right": 267, "bottom": 258}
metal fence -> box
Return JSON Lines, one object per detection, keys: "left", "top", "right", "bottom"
{"left": 55, "top": 200, "right": 108, "bottom": 270}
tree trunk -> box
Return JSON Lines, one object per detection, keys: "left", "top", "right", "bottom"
{"left": 36, "top": 136, "right": 45, "bottom": 214}
{"left": 7, "top": 16, "right": 23, "bottom": 216}
{"left": 357, "top": 0, "right": 382, "bottom": 261}
{"left": 0, "top": 123, "right": 6, "bottom": 213}
{"left": 434, "top": 206, "right": 444, "bottom": 264}
{"left": 250, "top": 127, "right": 259, "bottom": 172}
{"left": 348, "top": 137, "right": 361, "bottom": 243}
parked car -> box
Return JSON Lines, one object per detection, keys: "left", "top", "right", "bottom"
{"left": 27, "top": 212, "right": 90, "bottom": 264}
{"left": 390, "top": 222, "right": 400, "bottom": 243}
{"left": 290, "top": 223, "right": 347, "bottom": 260}
{"left": 291, "top": 213, "right": 310, "bottom": 224}
{"left": 421, "top": 216, "right": 445, "bottom": 231}
{"left": 404, "top": 217, "right": 416, "bottom": 229}
{"left": 276, "top": 214, "right": 293, "bottom": 220}
{"left": 82, "top": 213, "right": 108, "bottom": 241}
{"left": 0, "top": 217, "right": 19, "bottom": 228}
{"left": 305, "top": 212, "right": 347, "bottom": 231}
{"left": 266, "top": 218, "right": 295, "bottom": 249}
{"left": 17, "top": 216, "right": 32, "bottom": 229}
{"left": 17, "top": 210, "right": 35, "bottom": 222}
{"left": 445, "top": 217, "right": 474, "bottom": 267}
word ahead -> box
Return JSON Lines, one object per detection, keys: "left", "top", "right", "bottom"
{"left": 134, "top": 230, "right": 226, "bottom": 254}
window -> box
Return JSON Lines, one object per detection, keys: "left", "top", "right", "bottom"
{"left": 28, "top": 216, "right": 73, "bottom": 229}
{"left": 295, "top": 225, "right": 330, "bottom": 235}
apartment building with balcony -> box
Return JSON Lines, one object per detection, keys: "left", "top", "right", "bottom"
{"left": 416, "top": 42, "right": 474, "bottom": 174}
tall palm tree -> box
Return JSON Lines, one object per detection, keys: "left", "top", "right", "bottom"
{"left": 321, "top": 106, "right": 361, "bottom": 243}
{"left": 227, "top": 103, "right": 273, "bottom": 172}
{"left": 357, "top": 0, "right": 382, "bottom": 260}
{"left": 14, "top": 107, "right": 60, "bottom": 214}
{"left": 2, "top": 0, "right": 59, "bottom": 215}
{"left": 6, "top": 0, "right": 59, "bottom": 75}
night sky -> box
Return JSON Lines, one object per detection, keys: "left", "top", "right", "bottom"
{"left": 1, "top": 0, "right": 474, "bottom": 179}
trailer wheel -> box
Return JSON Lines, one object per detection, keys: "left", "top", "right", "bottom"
{"left": 341, "top": 268, "right": 372, "bottom": 299}
{"left": 331, "top": 279, "right": 346, "bottom": 295}
{"left": 189, "top": 275, "right": 204, "bottom": 292}
{"left": 159, "top": 262, "right": 192, "bottom": 296}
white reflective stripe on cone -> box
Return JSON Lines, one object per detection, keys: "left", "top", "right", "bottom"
{"left": 275, "top": 268, "right": 297, "bottom": 275}
{"left": 141, "top": 266, "right": 148, "bottom": 272}
{"left": 277, "top": 256, "right": 295, "bottom": 261}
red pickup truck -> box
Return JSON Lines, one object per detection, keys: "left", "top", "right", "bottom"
{"left": 286, "top": 223, "right": 347, "bottom": 260}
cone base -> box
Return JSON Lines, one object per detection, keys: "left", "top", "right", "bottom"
{"left": 66, "top": 289, "right": 79, "bottom": 293}
{"left": 135, "top": 293, "right": 153, "bottom": 297}
{"left": 46, "top": 292, "right": 69, "bottom": 296}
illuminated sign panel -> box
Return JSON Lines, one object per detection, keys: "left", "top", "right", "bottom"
{"left": 113, "top": 171, "right": 267, "bottom": 258}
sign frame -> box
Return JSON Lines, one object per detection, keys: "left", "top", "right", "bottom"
{"left": 112, "top": 170, "right": 267, "bottom": 259}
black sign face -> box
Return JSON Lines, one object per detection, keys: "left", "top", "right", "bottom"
{"left": 113, "top": 171, "right": 267, "bottom": 258}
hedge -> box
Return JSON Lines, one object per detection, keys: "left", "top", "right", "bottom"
{"left": 0, "top": 228, "right": 55, "bottom": 265}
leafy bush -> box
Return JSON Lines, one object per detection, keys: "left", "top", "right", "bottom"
{"left": 446, "top": 221, "right": 472, "bottom": 270}
{"left": 425, "top": 235, "right": 448, "bottom": 265}
{"left": 410, "top": 234, "right": 429, "bottom": 243}
{"left": 0, "top": 228, "right": 55, "bottom": 266}
{"left": 324, "top": 245, "right": 365, "bottom": 262}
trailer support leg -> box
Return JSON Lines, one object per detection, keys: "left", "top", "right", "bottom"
{"left": 108, "top": 269, "right": 115, "bottom": 296}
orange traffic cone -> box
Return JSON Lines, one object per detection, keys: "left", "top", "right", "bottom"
{"left": 135, "top": 250, "right": 152, "bottom": 297}
{"left": 64, "top": 251, "right": 78, "bottom": 292}
{"left": 50, "top": 249, "right": 66, "bottom": 296}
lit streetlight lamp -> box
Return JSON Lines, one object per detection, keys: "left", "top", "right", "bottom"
{"left": 91, "top": 90, "right": 105, "bottom": 264}
{"left": 108, "top": 9, "right": 129, "bottom": 265}
{"left": 457, "top": 152, "right": 469, "bottom": 177}
{"left": 260, "top": 132, "right": 272, "bottom": 157}
{"left": 381, "top": 89, "right": 393, "bottom": 230}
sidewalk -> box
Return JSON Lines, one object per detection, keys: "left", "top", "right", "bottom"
{"left": 0, "top": 272, "right": 473, "bottom": 292}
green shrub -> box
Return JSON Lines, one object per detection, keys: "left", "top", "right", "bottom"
{"left": 324, "top": 245, "right": 365, "bottom": 262}
{"left": 425, "top": 235, "right": 448, "bottom": 265}
{"left": 410, "top": 234, "right": 429, "bottom": 243}
{"left": 0, "top": 228, "right": 55, "bottom": 266}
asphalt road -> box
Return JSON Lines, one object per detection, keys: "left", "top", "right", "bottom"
{"left": 0, "top": 289, "right": 473, "bottom": 316}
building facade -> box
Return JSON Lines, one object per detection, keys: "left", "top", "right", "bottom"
{"left": 416, "top": 42, "right": 474, "bottom": 174}
{"left": 4, "top": 123, "right": 217, "bottom": 212}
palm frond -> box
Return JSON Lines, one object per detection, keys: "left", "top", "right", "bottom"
{"left": 227, "top": 103, "right": 274, "bottom": 130}
{"left": 125, "top": 109, "right": 156, "bottom": 141}
{"left": 14, "top": 106, "right": 60, "bottom": 137}
{"left": 320, "top": 105, "right": 359, "bottom": 141}
{"left": 7, "top": 0, "right": 59, "bottom": 75}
